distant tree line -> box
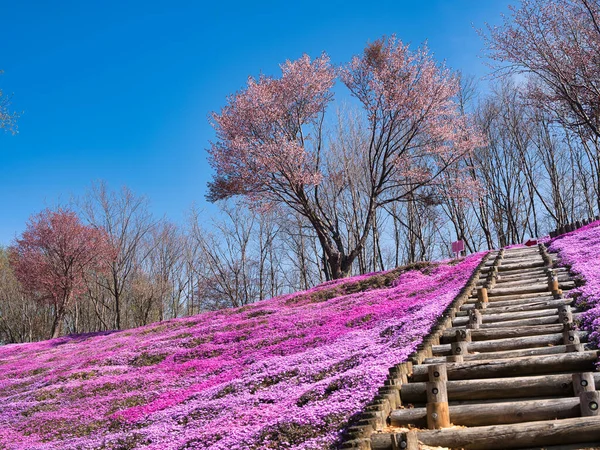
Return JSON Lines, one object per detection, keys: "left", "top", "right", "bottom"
{"left": 1, "top": 0, "right": 599, "bottom": 343}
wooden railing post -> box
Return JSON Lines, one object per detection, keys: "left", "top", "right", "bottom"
{"left": 572, "top": 373, "right": 595, "bottom": 396}
{"left": 426, "top": 364, "right": 450, "bottom": 429}
{"left": 558, "top": 305, "right": 573, "bottom": 324}
{"left": 468, "top": 309, "right": 482, "bottom": 329}
{"left": 391, "top": 431, "right": 418, "bottom": 450}
{"left": 580, "top": 391, "right": 600, "bottom": 417}
{"left": 451, "top": 330, "right": 470, "bottom": 359}
{"left": 477, "top": 287, "right": 488, "bottom": 304}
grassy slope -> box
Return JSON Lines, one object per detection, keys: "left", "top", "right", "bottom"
{"left": 0, "top": 254, "right": 484, "bottom": 450}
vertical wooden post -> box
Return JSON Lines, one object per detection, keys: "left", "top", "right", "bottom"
{"left": 558, "top": 306, "right": 573, "bottom": 324}
{"left": 455, "top": 329, "right": 471, "bottom": 342}
{"left": 572, "top": 373, "right": 595, "bottom": 396}
{"left": 391, "top": 431, "right": 418, "bottom": 450}
{"left": 580, "top": 391, "right": 600, "bottom": 417}
{"left": 477, "top": 287, "right": 488, "bottom": 303}
{"left": 567, "top": 343, "right": 584, "bottom": 353}
{"left": 446, "top": 354, "right": 463, "bottom": 363}
{"left": 563, "top": 328, "right": 580, "bottom": 345}
{"left": 426, "top": 364, "right": 450, "bottom": 429}
{"left": 548, "top": 272, "right": 559, "bottom": 292}
{"left": 468, "top": 309, "right": 482, "bottom": 329}
{"left": 428, "top": 364, "right": 448, "bottom": 383}
{"left": 451, "top": 341, "right": 469, "bottom": 356}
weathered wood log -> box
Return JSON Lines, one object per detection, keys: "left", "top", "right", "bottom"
{"left": 410, "top": 351, "right": 599, "bottom": 382}
{"left": 391, "top": 431, "right": 418, "bottom": 450}
{"left": 477, "top": 315, "right": 561, "bottom": 329}
{"left": 489, "top": 283, "right": 558, "bottom": 297}
{"left": 415, "top": 417, "right": 600, "bottom": 450}
{"left": 454, "top": 308, "right": 567, "bottom": 327}
{"left": 564, "top": 329, "right": 580, "bottom": 345}
{"left": 477, "top": 287, "right": 488, "bottom": 303}
{"left": 428, "top": 364, "right": 447, "bottom": 382}
{"left": 400, "top": 373, "right": 600, "bottom": 403}
{"left": 371, "top": 417, "right": 600, "bottom": 449}
{"left": 459, "top": 297, "right": 571, "bottom": 314}
{"left": 473, "top": 290, "right": 561, "bottom": 303}
{"left": 464, "top": 293, "right": 556, "bottom": 309}
{"left": 451, "top": 341, "right": 468, "bottom": 356}
{"left": 455, "top": 329, "right": 471, "bottom": 342}
{"left": 491, "top": 274, "right": 572, "bottom": 289}
{"left": 579, "top": 391, "right": 600, "bottom": 416}
{"left": 566, "top": 343, "right": 585, "bottom": 352}
{"left": 573, "top": 373, "right": 595, "bottom": 396}
{"left": 426, "top": 380, "right": 449, "bottom": 429}
{"left": 559, "top": 308, "right": 574, "bottom": 324}
{"left": 467, "top": 310, "right": 482, "bottom": 328}
{"left": 390, "top": 397, "right": 581, "bottom": 428}
{"left": 432, "top": 333, "right": 567, "bottom": 356}
{"left": 441, "top": 324, "right": 565, "bottom": 343}
{"left": 425, "top": 343, "right": 570, "bottom": 364}
{"left": 370, "top": 432, "right": 417, "bottom": 450}
{"left": 497, "top": 261, "right": 545, "bottom": 272}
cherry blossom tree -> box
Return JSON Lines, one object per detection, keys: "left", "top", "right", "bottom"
{"left": 9, "top": 208, "right": 115, "bottom": 338}
{"left": 208, "top": 37, "right": 483, "bottom": 279}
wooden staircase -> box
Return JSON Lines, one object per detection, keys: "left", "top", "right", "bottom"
{"left": 350, "top": 246, "right": 600, "bottom": 449}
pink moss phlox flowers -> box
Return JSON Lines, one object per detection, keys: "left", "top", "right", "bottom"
{"left": 548, "top": 220, "right": 600, "bottom": 347}
{"left": 0, "top": 254, "right": 484, "bottom": 449}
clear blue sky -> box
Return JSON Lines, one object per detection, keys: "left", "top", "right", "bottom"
{"left": 0, "top": 0, "right": 512, "bottom": 245}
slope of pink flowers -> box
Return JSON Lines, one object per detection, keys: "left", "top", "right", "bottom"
{"left": 548, "top": 220, "right": 600, "bottom": 348}
{"left": 0, "top": 254, "right": 484, "bottom": 450}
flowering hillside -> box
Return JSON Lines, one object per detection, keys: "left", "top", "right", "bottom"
{"left": 548, "top": 220, "right": 600, "bottom": 348}
{"left": 0, "top": 254, "right": 483, "bottom": 450}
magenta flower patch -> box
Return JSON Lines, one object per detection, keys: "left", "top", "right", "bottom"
{"left": 548, "top": 220, "right": 600, "bottom": 348}
{"left": 0, "top": 254, "right": 483, "bottom": 449}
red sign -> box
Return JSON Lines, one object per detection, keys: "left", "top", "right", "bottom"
{"left": 525, "top": 239, "right": 538, "bottom": 247}
{"left": 452, "top": 240, "right": 465, "bottom": 254}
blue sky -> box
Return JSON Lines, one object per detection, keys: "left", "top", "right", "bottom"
{"left": 0, "top": 0, "right": 512, "bottom": 245}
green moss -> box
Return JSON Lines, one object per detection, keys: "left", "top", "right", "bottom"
{"left": 246, "top": 309, "right": 274, "bottom": 318}
{"left": 255, "top": 422, "right": 316, "bottom": 448}
{"left": 249, "top": 368, "right": 300, "bottom": 394}
{"left": 345, "top": 313, "right": 374, "bottom": 328}
{"left": 130, "top": 352, "right": 167, "bottom": 367}
{"left": 107, "top": 395, "right": 147, "bottom": 414}
{"left": 312, "top": 355, "right": 360, "bottom": 381}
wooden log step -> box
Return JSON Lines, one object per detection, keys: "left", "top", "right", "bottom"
{"left": 399, "top": 373, "right": 600, "bottom": 403}
{"left": 390, "top": 397, "right": 581, "bottom": 428}
{"left": 424, "top": 343, "right": 571, "bottom": 364}
{"left": 452, "top": 308, "right": 567, "bottom": 327}
{"left": 457, "top": 299, "right": 573, "bottom": 316}
{"left": 370, "top": 417, "right": 600, "bottom": 450}
{"left": 446, "top": 314, "right": 584, "bottom": 331}
{"left": 460, "top": 297, "right": 570, "bottom": 312}
{"left": 497, "top": 261, "right": 545, "bottom": 272}
{"left": 479, "top": 315, "right": 561, "bottom": 328}
{"left": 494, "top": 268, "right": 569, "bottom": 283}
{"left": 488, "top": 282, "right": 575, "bottom": 297}
{"left": 441, "top": 324, "right": 565, "bottom": 343}
{"left": 409, "top": 351, "right": 599, "bottom": 381}
{"left": 432, "top": 333, "right": 569, "bottom": 356}
{"left": 470, "top": 290, "right": 558, "bottom": 302}
{"left": 493, "top": 275, "right": 572, "bottom": 288}
{"left": 499, "top": 258, "right": 544, "bottom": 268}
{"left": 489, "top": 283, "right": 554, "bottom": 296}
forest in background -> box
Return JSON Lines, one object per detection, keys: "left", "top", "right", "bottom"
{"left": 1, "top": 0, "right": 599, "bottom": 343}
